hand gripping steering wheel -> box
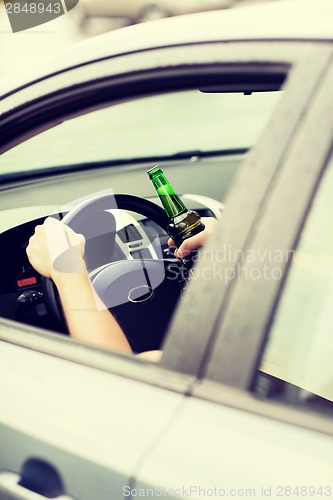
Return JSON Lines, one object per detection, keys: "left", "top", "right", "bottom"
{"left": 43, "top": 193, "right": 184, "bottom": 353}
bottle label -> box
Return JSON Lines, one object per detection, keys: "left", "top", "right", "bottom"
{"left": 167, "top": 211, "right": 205, "bottom": 247}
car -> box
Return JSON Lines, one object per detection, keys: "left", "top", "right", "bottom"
{"left": 1, "top": 0, "right": 333, "bottom": 498}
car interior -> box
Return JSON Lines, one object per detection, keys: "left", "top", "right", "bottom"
{"left": 2, "top": 61, "right": 333, "bottom": 420}
{"left": 0, "top": 77, "right": 286, "bottom": 355}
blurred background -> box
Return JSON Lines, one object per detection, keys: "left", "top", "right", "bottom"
{"left": 0, "top": 0, "right": 277, "bottom": 78}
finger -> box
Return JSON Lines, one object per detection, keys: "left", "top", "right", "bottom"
{"left": 200, "top": 217, "right": 220, "bottom": 233}
{"left": 26, "top": 237, "right": 33, "bottom": 259}
{"left": 34, "top": 224, "right": 44, "bottom": 234}
{"left": 175, "top": 231, "right": 207, "bottom": 258}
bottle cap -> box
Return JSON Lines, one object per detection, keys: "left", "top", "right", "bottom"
{"left": 147, "top": 166, "right": 163, "bottom": 178}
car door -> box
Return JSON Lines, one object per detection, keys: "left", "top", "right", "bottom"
{"left": 0, "top": 322, "right": 195, "bottom": 499}
{"left": 0, "top": 40, "right": 332, "bottom": 500}
{"left": 129, "top": 46, "right": 333, "bottom": 497}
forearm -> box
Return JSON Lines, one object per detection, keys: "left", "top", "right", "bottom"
{"left": 52, "top": 263, "right": 132, "bottom": 353}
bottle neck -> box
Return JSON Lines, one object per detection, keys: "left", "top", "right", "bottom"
{"left": 150, "top": 173, "right": 187, "bottom": 219}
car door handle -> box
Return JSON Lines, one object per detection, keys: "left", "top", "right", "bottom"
{"left": 0, "top": 472, "right": 75, "bottom": 500}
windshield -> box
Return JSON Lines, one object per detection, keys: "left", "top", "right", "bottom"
{"left": 1, "top": 89, "right": 282, "bottom": 176}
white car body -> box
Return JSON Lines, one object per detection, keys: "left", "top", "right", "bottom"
{"left": 1, "top": 1, "right": 333, "bottom": 499}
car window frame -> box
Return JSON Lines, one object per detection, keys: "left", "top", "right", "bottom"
{"left": 1, "top": 41, "right": 332, "bottom": 394}
{"left": 161, "top": 42, "right": 333, "bottom": 376}
{"left": 198, "top": 50, "right": 333, "bottom": 399}
{"left": 0, "top": 41, "right": 305, "bottom": 154}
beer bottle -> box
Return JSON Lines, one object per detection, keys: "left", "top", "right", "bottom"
{"left": 147, "top": 166, "right": 205, "bottom": 250}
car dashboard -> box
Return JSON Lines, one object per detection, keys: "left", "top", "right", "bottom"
{"left": 0, "top": 193, "right": 222, "bottom": 340}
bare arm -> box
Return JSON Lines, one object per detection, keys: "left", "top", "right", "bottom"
{"left": 26, "top": 218, "right": 132, "bottom": 353}
{"left": 27, "top": 216, "right": 218, "bottom": 358}
{"left": 52, "top": 270, "right": 132, "bottom": 352}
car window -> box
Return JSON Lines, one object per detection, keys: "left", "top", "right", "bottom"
{"left": 255, "top": 149, "right": 333, "bottom": 413}
{"left": 1, "top": 90, "right": 282, "bottom": 176}
{"left": 0, "top": 78, "right": 286, "bottom": 366}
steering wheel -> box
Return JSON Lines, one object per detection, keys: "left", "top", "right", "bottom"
{"left": 43, "top": 193, "right": 184, "bottom": 353}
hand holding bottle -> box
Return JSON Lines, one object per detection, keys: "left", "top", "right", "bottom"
{"left": 167, "top": 216, "right": 219, "bottom": 258}
{"left": 147, "top": 166, "right": 220, "bottom": 261}
{"left": 148, "top": 165, "right": 206, "bottom": 248}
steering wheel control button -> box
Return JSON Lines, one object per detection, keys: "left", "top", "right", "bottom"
{"left": 129, "top": 242, "right": 143, "bottom": 249}
{"left": 118, "top": 224, "right": 142, "bottom": 243}
{"left": 128, "top": 285, "right": 154, "bottom": 303}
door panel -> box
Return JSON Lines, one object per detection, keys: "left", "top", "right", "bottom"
{"left": 0, "top": 340, "right": 184, "bottom": 500}
{"left": 133, "top": 395, "right": 333, "bottom": 499}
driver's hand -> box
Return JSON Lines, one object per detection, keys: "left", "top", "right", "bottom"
{"left": 27, "top": 217, "right": 85, "bottom": 279}
{"left": 167, "top": 216, "right": 219, "bottom": 258}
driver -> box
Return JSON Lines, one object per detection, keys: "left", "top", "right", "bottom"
{"left": 26, "top": 216, "right": 218, "bottom": 362}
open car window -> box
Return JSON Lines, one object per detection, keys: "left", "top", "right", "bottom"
{"left": 256, "top": 149, "right": 333, "bottom": 412}
{"left": 0, "top": 63, "right": 289, "bottom": 369}
{"left": 0, "top": 72, "right": 283, "bottom": 364}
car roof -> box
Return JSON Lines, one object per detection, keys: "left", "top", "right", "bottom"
{"left": 1, "top": 0, "right": 333, "bottom": 98}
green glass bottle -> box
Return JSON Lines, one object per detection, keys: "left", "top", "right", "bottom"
{"left": 147, "top": 166, "right": 205, "bottom": 249}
